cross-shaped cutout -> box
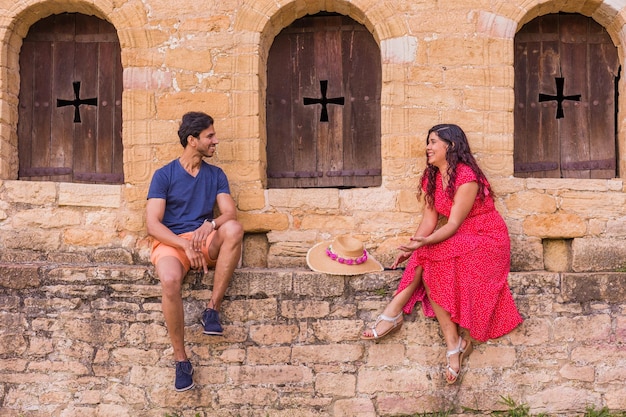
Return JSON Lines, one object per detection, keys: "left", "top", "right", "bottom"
{"left": 57, "top": 81, "right": 98, "bottom": 123}
{"left": 303, "top": 80, "right": 345, "bottom": 122}
{"left": 538, "top": 77, "right": 581, "bottom": 119}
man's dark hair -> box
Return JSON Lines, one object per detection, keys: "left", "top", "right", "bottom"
{"left": 178, "top": 112, "right": 214, "bottom": 147}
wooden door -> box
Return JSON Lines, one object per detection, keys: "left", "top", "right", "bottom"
{"left": 514, "top": 13, "right": 619, "bottom": 179}
{"left": 266, "top": 13, "right": 381, "bottom": 188}
{"left": 18, "top": 13, "right": 123, "bottom": 184}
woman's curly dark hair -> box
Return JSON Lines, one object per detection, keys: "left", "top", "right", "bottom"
{"left": 417, "top": 124, "right": 492, "bottom": 208}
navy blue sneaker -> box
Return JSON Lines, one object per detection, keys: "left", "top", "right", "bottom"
{"left": 201, "top": 308, "right": 224, "bottom": 336}
{"left": 174, "top": 360, "right": 194, "bottom": 392}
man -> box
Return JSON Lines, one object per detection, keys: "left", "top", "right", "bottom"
{"left": 146, "top": 111, "right": 243, "bottom": 392}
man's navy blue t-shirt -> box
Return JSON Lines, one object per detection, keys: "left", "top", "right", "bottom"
{"left": 147, "top": 159, "right": 231, "bottom": 234}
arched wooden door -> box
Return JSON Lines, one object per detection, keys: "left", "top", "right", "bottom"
{"left": 514, "top": 13, "right": 619, "bottom": 179}
{"left": 18, "top": 13, "right": 123, "bottom": 184}
{"left": 266, "top": 13, "right": 381, "bottom": 188}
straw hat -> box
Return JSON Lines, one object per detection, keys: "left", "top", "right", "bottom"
{"left": 306, "top": 235, "right": 384, "bottom": 275}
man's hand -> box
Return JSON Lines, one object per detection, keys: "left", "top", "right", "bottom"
{"left": 184, "top": 242, "right": 209, "bottom": 273}
{"left": 186, "top": 221, "right": 215, "bottom": 273}
{"left": 191, "top": 221, "right": 214, "bottom": 252}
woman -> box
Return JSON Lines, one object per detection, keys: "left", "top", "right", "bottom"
{"left": 362, "top": 124, "right": 523, "bottom": 384}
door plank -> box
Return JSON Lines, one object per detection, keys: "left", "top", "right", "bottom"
{"left": 559, "top": 14, "right": 589, "bottom": 179}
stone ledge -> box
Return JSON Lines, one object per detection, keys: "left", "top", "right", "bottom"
{"left": 2, "top": 262, "right": 625, "bottom": 305}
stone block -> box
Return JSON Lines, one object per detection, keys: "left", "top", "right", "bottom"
{"left": 227, "top": 269, "right": 292, "bottom": 297}
{"left": 268, "top": 188, "right": 339, "bottom": 209}
{"left": 543, "top": 238, "right": 572, "bottom": 272}
{"left": 559, "top": 191, "right": 626, "bottom": 218}
{"left": 245, "top": 346, "right": 291, "bottom": 365}
{"left": 526, "top": 387, "right": 601, "bottom": 415}
{"left": 238, "top": 211, "right": 289, "bottom": 233}
{"left": 504, "top": 190, "right": 557, "bottom": 215}
{"left": 333, "top": 398, "right": 376, "bottom": 417}
{"left": 315, "top": 373, "right": 356, "bottom": 396}
{"left": 242, "top": 233, "right": 269, "bottom": 268}
{"left": 237, "top": 188, "right": 266, "bottom": 211}
{"left": 158, "top": 92, "right": 230, "bottom": 120}
{"left": 559, "top": 363, "right": 595, "bottom": 382}
{"left": 2, "top": 229, "right": 61, "bottom": 252}
{"left": 357, "top": 368, "right": 431, "bottom": 393}
{"left": 471, "top": 345, "right": 517, "bottom": 368}
{"left": 93, "top": 248, "right": 134, "bottom": 264}
{"left": 218, "top": 387, "right": 278, "bottom": 406}
{"left": 572, "top": 238, "right": 626, "bottom": 272}
{"left": 0, "top": 263, "right": 41, "bottom": 289}
{"left": 58, "top": 184, "right": 122, "bottom": 208}
{"left": 311, "top": 320, "right": 364, "bottom": 343}
{"left": 561, "top": 273, "right": 626, "bottom": 303}
{"left": 63, "top": 228, "right": 120, "bottom": 247}
{"left": 523, "top": 213, "right": 587, "bottom": 238}
{"left": 280, "top": 300, "right": 330, "bottom": 319}
{"left": 292, "top": 344, "right": 363, "bottom": 364}
{"left": 300, "top": 214, "right": 355, "bottom": 231}
{"left": 228, "top": 365, "right": 313, "bottom": 385}
{"left": 249, "top": 324, "right": 299, "bottom": 345}
{"left": 1, "top": 180, "right": 56, "bottom": 204}
{"left": 510, "top": 235, "right": 544, "bottom": 271}
{"left": 553, "top": 315, "right": 612, "bottom": 342}
{"left": 292, "top": 272, "right": 344, "bottom": 297}
{"left": 366, "top": 343, "right": 405, "bottom": 366}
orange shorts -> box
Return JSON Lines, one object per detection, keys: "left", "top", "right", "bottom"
{"left": 150, "top": 231, "right": 217, "bottom": 275}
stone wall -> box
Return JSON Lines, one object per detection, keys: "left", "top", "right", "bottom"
{"left": 1, "top": 263, "right": 625, "bottom": 416}
{"left": 1, "top": 0, "right": 626, "bottom": 415}
{"left": 1, "top": 0, "right": 626, "bottom": 267}
{"left": 1, "top": 177, "right": 625, "bottom": 272}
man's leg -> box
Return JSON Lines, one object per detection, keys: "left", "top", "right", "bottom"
{"left": 156, "top": 256, "right": 188, "bottom": 361}
{"left": 206, "top": 219, "right": 244, "bottom": 311}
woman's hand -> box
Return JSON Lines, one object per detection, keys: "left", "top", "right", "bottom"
{"left": 390, "top": 250, "right": 412, "bottom": 269}
{"left": 398, "top": 236, "right": 427, "bottom": 253}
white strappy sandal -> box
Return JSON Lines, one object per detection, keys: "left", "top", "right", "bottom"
{"left": 445, "top": 336, "right": 473, "bottom": 384}
{"left": 361, "top": 312, "right": 403, "bottom": 340}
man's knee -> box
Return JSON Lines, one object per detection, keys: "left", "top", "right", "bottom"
{"left": 219, "top": 219, "right": 244, "bottom": 243}
{"left": 157, "top": 263, "right": 185, "bottom": 297}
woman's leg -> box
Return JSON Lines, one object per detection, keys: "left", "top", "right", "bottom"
{"left": 425, "top": 287, "right": 470, "bottom": 382}
{"left": 362, "top": 266, "right": 423, "bottom": 338}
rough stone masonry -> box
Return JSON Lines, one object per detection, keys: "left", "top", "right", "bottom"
{"left": 1, "top": 0, "right": 626, "bottom": 415}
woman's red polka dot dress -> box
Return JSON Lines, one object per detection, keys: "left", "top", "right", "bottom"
{"left": 396, "top": 163, "right": 523, "bottom": 342}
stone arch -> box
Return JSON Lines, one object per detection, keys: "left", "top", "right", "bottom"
{"left": 234, "top": 0, "right": 407, "bottom": 43}
{"left": 478, "top": 0, "right": 626, "bottom": 177}
{"left": 0, "top": 0, "right": 149, "bottom": 179}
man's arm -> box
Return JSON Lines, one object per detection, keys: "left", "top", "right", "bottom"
{"left": 212, "top": 193, "right": 238, "bottom": 229}
{"left": 146, "top": 198, "right": 191, "bottom": 251}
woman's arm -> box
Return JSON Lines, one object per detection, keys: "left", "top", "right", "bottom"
{"left": 391, "top": 201, "right": 439, "bottom": 268}
{"left": 415, "top": 181, "right": 479, "bottom": 246}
